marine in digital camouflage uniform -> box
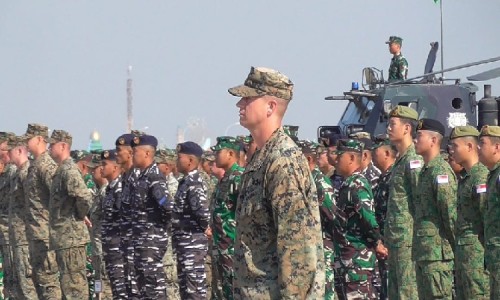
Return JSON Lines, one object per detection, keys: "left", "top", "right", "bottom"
{"left": 6, "top": 135, "right": 37, "bottom": 299}
{"left": 414, "top": 119, "right": 457, "bottom": 300}
{"left": 156, "top": 148, "right": 181, "bottom": 300}
{"left": 371, "top": 134, "right": 396, "bottom": 300}
{"left": 130, "top": 135, "right": 172, "bottom": 299}
{"left": 448, "top": 126, "right": 489, "bottom": 299}
{"left": 298, "top": 140, "right": 337, "bottom": 300}
{"left": 385, "top": 106, "right": 421, "bottom": 300}
{"left": 0, "top": 132, "right": 17, "bottom": 299}
{"left": 48, "top": 130, "right": 93, "bottom": 299}
{"left": 100, "top": 150, "right": 128, "bottom": 299}
{"left": 21, "top": 124, "right": 63, "bottom": 299}
{"left": 172, "top": 141, "right": 210, "bottom": 300}
{"left": 229, "top": 67, "right": 325, "bottom": 299}
{"left": 386, "top": 36, "right": 408, "bottom": 81}
{"left": 478, "top": 125, "right": 500, "bottom": 299}
{"left": 333, "top": 139, "right": 381, "bottom": 299}
{"left": 211, "top": 136, "right": 244, "bottom": 300}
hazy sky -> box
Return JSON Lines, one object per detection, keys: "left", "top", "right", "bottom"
{"left": 2, "top": 1, "right": 499, "bottom": 149}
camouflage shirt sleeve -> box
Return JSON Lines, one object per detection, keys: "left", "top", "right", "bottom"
{"left": 398, "top": 56, "right": 408, "bottom": 79}
{"left": 266, "top": 155, "right": 322, "bottom": 298}
{"left": 472, "top": 167, "right": 489, "bottom": 246}
{"left": 433, "top": 166, "right": 457, "bottom": 249}
{"left": 65, "top": 168, "right": 92, "bottom": 219}
{"left": 41, "top": 158, "right": 57, "bottom": 192}
{"left": 351, "top": 177, "right": 381, "bottom": 244}
{"left": 187, "top": 179, "right": 210, "bottom": 230}
{"left": 405, "top": 157, "right": 422, "bottom": 218}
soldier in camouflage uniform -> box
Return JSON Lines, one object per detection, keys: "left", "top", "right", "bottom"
{"left": 386, "top": 36, "right": 408, "bottom": 81}
{"left": 156, "top": 149, "right": 181, "bottom": 300}
{"left": 48, "top": 130, "right": 93, "bottom": 299}
{"left": 298, "top": 140, "right": 337, "bottom": 300}
{"left": 283, "top": 124, "right": 299, "bottom": 143}
{"left": 478, "top": 125, "right": 500, "bottom": 299}
{"left": 130, "top": 135, "right": 172, "bottom": 299}
{"left": 100, "top": 150, "right": 127, "bottom": 299}
{"left": 115, "top": 133, "right": 140, "bottom": 298}
{"left": 448, "top": 126, "right": 489, "bottom": 299}
{"left": 414, "top": 119, "right": 457, "bottom": 299}
{"left": 0, "top": 132, "right": 17, "bottom": 299}
{"left": 7, "top": 136, "right": 37, "bottom": 299}
{"left": 173, "top": 141, "right": 211, "bottom": 300}
{"left": 371, "top": 134, "right": 397, "bottom": 300}
{"left": 229, "top": 67, "right": 325, "bottom": 298}
{"left": 333, "top": 139, "right": 385, "bottom": 299}
{"left": 211, "top": 136, "right": 244, "bottom": 299}
{"left": 385, "top": 105, "right": 421, "bottom": 300}
{"left": 21, "top": 124, "right": 63, "bottom": 299}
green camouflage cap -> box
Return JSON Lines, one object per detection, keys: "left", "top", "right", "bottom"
{"left": 48, "top": 130, "right": 73, "bottom": 146}
{"left": 202, "top": 150, "right": 216, "bottom": 162}
{"left": 228, "top": 67, "right": 294, "bottom": 101}
{"left": 297, "top": 140, "right": 320, "bottom": 155}
{"left": 372, "top": 134, "right": 392, "bottom": 150}
{"left": 335, "top": 139, "right": 364, "bottom": 155}
{"left": 479, "top": 125, "right": 500, "bottom": 137}
{"left": 211, "top": 136, "right": 240, "bottom": 152}
{"left": 87, "top": 153, "right": 103, "bottom": 168}
{"left": 0, "top": 132, "right": 15, "bottom": 144}
{"left": 385, "top": 36, "right": 403, "bottom": 45}
{"left": 449, "top": 125, "right": 480, "bottom": 140}
{"left": 236, "top": 135, "right": 252, "bottom": 145}
{"left": 155, "top": 148, "right": 177, "bottom": 164}
{"left": 348, "top": 131, "right": 371, "bottom": 140}
{"left": 23, "top": 123, "right": 49, "bottom": 140}
{"left": 389, "top": 105, "right": 418, "bottom": 121}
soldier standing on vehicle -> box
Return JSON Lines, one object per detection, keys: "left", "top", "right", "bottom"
{"left": 386, "top": 36, "right": 408, "bottom": 81}
{"left": 449, "top": 126, "right": 489, "bottom": 299}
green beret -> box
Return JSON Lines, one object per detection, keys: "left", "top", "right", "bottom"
{"left": 480, "top": 125, "right": 500, "bottom": 138}
{"left": 386, "top": 36, "right": 403, "bottom": 45}
{"left": 211, "top": 136, "right": 240, "bottom": 152}
{"left": 372, "top": 134, "right": 392, "bottom": 150}
{"left": 335, "top": 139, "right": 364, "bottom": 155}
{"left": 389, "top": 105, "right": 418, "bottom": 121}
{"left": 449, "top": 125, "right": 480, "bottom": 140}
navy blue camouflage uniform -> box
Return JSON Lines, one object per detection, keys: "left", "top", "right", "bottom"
{"left": 172, "top": 169, "right": 210, "bottom": 300}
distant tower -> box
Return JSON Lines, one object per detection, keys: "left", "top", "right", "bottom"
{"left": 127, "top": 65, "right": 133, "bottom": 133}
{"left": 88, "top": 130, "right": 103, "bottom": 152}
{"left": 177, "top": 126, "right": 185, "bottom": 143}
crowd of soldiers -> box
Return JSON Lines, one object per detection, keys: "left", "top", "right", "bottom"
{"left": 0, "top": 64, "right": 499, "bottom": 300}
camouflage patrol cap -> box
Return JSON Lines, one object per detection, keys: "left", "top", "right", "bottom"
{"left": 0, "top": 132, "right": 15, "bottom": 144}
{"left": 416, "top": 118, "right": 445, "bottom": 136}
{"left": 48, "top": 130, "right": 72, "bottom": 146}
{"left": 70, "top": 150, "right": 90, "bottom": 162}
{"left": 131, "top": 129, "right": 146, "bottom": 136}
{"left": 449, "top": 125, "right": 480, "bottom": 140}
{"left": 23, "top": 123, "right": 49, "bottom": 140}
{"left": 86, "top": 153, "right": 103, "bottom": 169}
{"left": 202, "top": 150, "right": 216, "bottom": 162}
{"left": 211, "top": 136, "right": 240, "bottom": 152}
{"left": 6, "top": 135, "right": 26, "bottom": 150}
{"left": 228, "top": 67, "right": 294, "bottom": 101}
{"left": 372, "top": 134, "right": 392, "bottom": 150}
{"left": 348, "top": 131, "right": 371, "bottom": 140}
{"left": 335, "top": 139, "right": 364, "bottom": 155}
{"left": 479, "top": 125, "right": 500, "bottom": 138}
{"left": 297, "top": 140, "right": 319, "bottom": 155}
{"left": 236, "top": 135, "right": 252, "bottom": 145}
{"left": 389, "top": 105, "right": 418, "bottom": 121}
{"left": 155, "top": 149, "right": 177, "bottom": 164}
{"left": 386, "top": 36, "right": 403, "bottom": 45}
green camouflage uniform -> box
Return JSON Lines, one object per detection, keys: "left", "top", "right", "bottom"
{"left": 233, "top": 128, "right": 325, "bottom": 299}
{"left": 49, "top": 132, "right": 93, "bottom": 300}
{"left": 485, "top": 161, "right": 500, "bottom": 298}
{"left": 9, "top": 159, "right": 37, "bottom": 299}
{"left": 455, "top": 162, "right": 489, "bottom": 299}
{"left": 212, "top": 161, "right": 244, "bottom": 300}
{"left": 414, "top": 154, "right": 457, "bottom": 299}
{"left": 386, "top": 36, "right": 408, "bottom": 81}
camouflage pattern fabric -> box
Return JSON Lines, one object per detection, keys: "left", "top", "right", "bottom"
{"left": 50, "top": 158, "right": 93, "bottom": 299}
{"left": 388, "top": 53, "right": 408, "bottom": 81}
{"left": 385, "top": 144, "right": 421, "bottom": 299}
{"left": 212, "top": 162, "right": 244, "bottom": 300}
{"left": 333, "top": 171, "right": 379, "bottom": 300}
{"left": 130, "top": 162, "right": 171, "bottom": 299}
{"left": 414, "top": 154, "right": 457, "bottom": 299}
{"left": 311, "top": 167, "right": 337, "bottom": 300}
{"left": 234, "top": 128, "right": 325, "bottom": 299}
{"left": 455, "top": 162, "right": 489, "bottom": 299}
{"left": 0, "top": 164, "right": 16, "bottom": 298}
{"left": 484, "top": 162, "right": 500, "bottom": 299}
{"left": 172, "top": 169, "right": 210, "bottom": 300}
{"left": 362, "top": 162, "right": 381, "bottom": 191}
{"left": 8, "top": 161, "right": 37, "bottom": 298}
{"left": 102, "top": 175, "right": 128, "bottom": 299}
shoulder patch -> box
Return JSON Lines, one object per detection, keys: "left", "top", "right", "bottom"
{"left": 436, "top": 174, "right": 449, "bottom": 184}
{"left": 476, "top": 184, "right": 487, "bottom": 193}
{"left": 409, "top": 160, "right": 422, "bottom": 169}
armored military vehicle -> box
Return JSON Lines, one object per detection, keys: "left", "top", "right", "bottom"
{"left": 319, "top": 42, "right": 500, "bottom": 146}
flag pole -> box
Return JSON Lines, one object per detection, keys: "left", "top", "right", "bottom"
{"left": 440, "top": 0, "right": 444, "bottom": 82}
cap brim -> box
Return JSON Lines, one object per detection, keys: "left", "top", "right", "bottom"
{"left": 228, "top": 85, "right": 266, "bottom": 98}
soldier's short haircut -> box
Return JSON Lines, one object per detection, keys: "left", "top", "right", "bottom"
{"left": 399, "top": 118, "right": 418, "bottom": 137}
{"left": 459, "top": 135, "right": 479, "bottom": 145}
{"left": 380, "top": 144, "right": 398, "bottom": 157}
{"left": 488, "top": 136, "right": 500, "bottom": 145}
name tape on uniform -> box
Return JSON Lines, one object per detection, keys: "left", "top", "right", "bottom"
{"left": 437, "top": 175, "right": 449, "bottom": 184}
{"left": 410, "top": 160, "right": 422, "bottom": 169}
{"left": 476, "top": 184, "right": 487, "bottom": 193}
